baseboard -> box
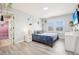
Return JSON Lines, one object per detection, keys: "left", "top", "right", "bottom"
{"left": 14, "top": 40, "right": 24, "bottom": 44}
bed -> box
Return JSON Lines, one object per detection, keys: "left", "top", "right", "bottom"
{"left": 32, "top": 32, "right": 59, "bottom": 47}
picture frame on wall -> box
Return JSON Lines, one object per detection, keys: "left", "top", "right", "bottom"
{"left": 44, "top": 20, "right": 47, "bottom": 23}
{"left": 29, "top": 23, "right": 32, "bottom": 25}
{"left": 37, "top": 21, "right": 39, "bottom": 24}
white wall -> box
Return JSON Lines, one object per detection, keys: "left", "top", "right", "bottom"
{"left": 11, "top": 9, "right": 42, "bottom": 43}
{"left": 12, "top": 9, "right": 29, "bottom": 42}
{"left": 32, "top": 17, "right": 42, "bottom": 32}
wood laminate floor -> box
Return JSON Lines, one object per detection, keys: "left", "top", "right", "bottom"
{"left": 0, "top": 39, "right": 73, "bottom": 55}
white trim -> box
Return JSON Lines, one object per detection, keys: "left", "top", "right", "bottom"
{"left": 14, "top": 40, "right": 24, "bottom": 44}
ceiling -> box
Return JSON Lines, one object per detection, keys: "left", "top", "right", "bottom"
{"left": 13, "top": 3, "right": 77, "bottom": 18}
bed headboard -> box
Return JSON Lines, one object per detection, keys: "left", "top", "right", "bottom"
{"left": 34, "top": 31, "right": 43, "bottom": 34}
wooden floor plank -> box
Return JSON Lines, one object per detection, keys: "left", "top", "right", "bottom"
{"left": 0, "top": 39, "right": 73, "bottom": 55}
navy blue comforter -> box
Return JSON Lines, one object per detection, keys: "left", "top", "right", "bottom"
{"left": 32, "top": 33, "right": 59, "bottom": 47}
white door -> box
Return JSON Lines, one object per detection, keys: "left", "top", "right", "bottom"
{"left": 9, "top": 16, "right": 14, "bottom": 44}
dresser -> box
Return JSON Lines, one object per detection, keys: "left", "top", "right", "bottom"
{"left": 24, "top": 29, "right": 32, "bottom": 42}
{"left": 65, "top": 32, "right": 79, "bottom": 53}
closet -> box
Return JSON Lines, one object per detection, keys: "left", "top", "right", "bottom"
{"left": 0, "top": 15, "right": 14, "bottom": 47}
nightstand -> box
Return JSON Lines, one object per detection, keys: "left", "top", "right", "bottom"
{"left": 24, "top": 30, "right": 32, "bottom": 42}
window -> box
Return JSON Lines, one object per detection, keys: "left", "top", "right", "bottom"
{"left": 47, "top": 19, "right": 65, "bottom": 31}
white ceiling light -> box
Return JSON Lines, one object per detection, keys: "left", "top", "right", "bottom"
{"left": 43, "top": 7, "right": 48, "bottom": 11}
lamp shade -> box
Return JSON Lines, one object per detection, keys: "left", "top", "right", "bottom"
{"left": 23, "top": 28, "right": 28, "bottom": 34}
